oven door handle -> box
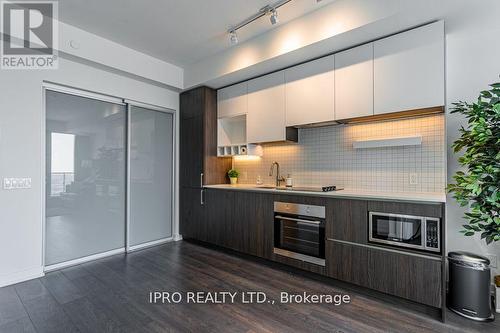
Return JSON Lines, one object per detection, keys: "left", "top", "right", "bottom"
{"left": 275, "top": 215, "right": 321, "bottom": 225}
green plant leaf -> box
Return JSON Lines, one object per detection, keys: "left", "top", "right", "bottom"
{"left": 227, "top": 169, "right": 239, "bottom": 178}
{"left": 448, "top": 80, "right": 500, "bottom": 245}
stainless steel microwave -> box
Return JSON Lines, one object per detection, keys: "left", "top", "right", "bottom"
{"left": 369, "top": 212, "right": 440, "bottom": 253}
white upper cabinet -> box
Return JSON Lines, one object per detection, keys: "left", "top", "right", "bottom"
{"left": 217, "top": 81, "right": 248, "bottom": 118}
{"left": 247, "top": 71, "right": 286, "bottom": 143}
{"left": 335, "top": 43, "right": 374, "bottom": 120}
{"left": 374, "top": 21, "right": 445, "bottom": 115}
{"left": 285, "top": 55, "right": 335, "bottom": 126}
{"left": 216, "top": 22, "right": 445, "bottom": 145}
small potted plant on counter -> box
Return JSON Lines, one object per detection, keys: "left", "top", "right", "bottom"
{"left": 228, "top": 169, "right": 239, "bottom": 185}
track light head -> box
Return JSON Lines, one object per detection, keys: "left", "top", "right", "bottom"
{"left": 269, "top": 9, "right": 278, "bottom": 25}
{"left": 229, "top": 30, "right": 238, "bottom": 45}
{"left": 228, "top": 0, "right": 290, "bottom": 44}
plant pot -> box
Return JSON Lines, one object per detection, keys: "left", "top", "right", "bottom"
{"left": 230, "top": 177, "right": 237, "bottom": 185}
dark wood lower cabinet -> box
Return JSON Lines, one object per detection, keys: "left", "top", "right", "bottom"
{"left": 368, "top": 244, "right": 442, "bottom": 307}
{"left": 232, "top": 191, "right": 274, "bottom": 259}
{"left": 204, "top": 188, "right": 233, "bottom": 247}
{"left": 326, "top": 199, "right": 368, "bottom": 244}
{"left": 180, "top": 188, "right": 205, "bottom": 241}
{"left": 326, "top": 240, "right": 370, "bottom": 286}
{"left": 181, "top": 188, "right": 444, "bottom": 313}
{"left": 202, "top": 189, "right": 274, "bottom": 258}
{"left": 326, "top": 240, "right": 442, "bottom": 308}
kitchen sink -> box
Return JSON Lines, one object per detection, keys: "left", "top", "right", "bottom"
{"left": 253, "top": 186, "right": 297, "bottom": 191}
{"left": 254, "top": 186, "right": 294, "bottom": 190}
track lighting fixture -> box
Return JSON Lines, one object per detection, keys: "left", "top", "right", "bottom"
{"left": 227, "top": 0, "right": 292, "bottom": 46}
{"left": 269, "top": 9, "right": 279, "bottom": 25}
{"left": 229, "top": 30, "right": 238, "bottom": 45}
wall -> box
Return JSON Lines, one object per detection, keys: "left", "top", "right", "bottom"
{"left": 184, "top": 0, "right": 479, "bottom": 89}
{"left": 444, "top": 2, "right": 500, "bottom": 275}
{"left": 185, "top": 0, "right": 400, "bottom": 88}
{"left": 59, "top": 22, "right": 183, "bottom": 89}
{"left": 234, "top": 115, "right": 445, "bottom": 193}
{"left": 0, "top": 55, "right": 179, "bottom": 287}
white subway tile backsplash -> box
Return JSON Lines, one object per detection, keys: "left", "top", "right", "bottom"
{"left": 234, "top": 115, "right": 445, "bottom": 193}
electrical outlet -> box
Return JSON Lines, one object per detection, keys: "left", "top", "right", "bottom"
{"left": 485, "top": 254, "right": 497, "bottom": 268}
{"left": 3, "top": 178, "right": 12, "bottom": 189}
{"left": 3, "top": 177, "right": 32, "bottom": 190}
{"left": 409, "top": 173, "right": 418, "bottom": 185}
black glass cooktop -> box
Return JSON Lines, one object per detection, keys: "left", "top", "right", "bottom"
{"left": 278, "top": 186, "right": 343, "bottom": 192}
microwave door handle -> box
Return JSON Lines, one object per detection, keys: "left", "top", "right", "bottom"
{"left": 388, "top": 219, "right": 396, "bottom": 238}
{"left": 399, "top": 221, "right": 404, "bottom": 240}
{"left": 422, "top": 218, "right": 427, "bottom": 247}
{"left": 275, "top": 215, "right": 321, "bottom": 225}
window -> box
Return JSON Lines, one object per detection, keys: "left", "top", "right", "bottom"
{"left": 50, "top": 132, "right": 75, "bottom": 196}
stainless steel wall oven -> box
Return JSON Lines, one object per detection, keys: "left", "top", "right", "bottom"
{"left": 274, "top": 202, "right": 325, "bottom": 266}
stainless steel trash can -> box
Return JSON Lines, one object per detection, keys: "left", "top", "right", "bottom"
{"left": 448, "top": 251, "right": 494, "bottom": 321}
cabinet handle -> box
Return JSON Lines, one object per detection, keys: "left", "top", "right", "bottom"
{"left": 200, "top": 189, "right": 205, "bottom": 205}
{"left": 200, "top": 173, "right": 204, "bottom": 187}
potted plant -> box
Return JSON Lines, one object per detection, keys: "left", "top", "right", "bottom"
{"left": 228, "top": 169, "right": 239, "bottom": 185}
{"left": 448, "top": 81, "right": 500, "bottom": 244}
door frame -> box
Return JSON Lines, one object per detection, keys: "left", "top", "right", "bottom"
{"left": 41, "top": 83, "right": 177, "bottom": 271}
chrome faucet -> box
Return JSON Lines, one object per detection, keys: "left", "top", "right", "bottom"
{"left": 269, "top": 161, "right": 285, "bottom": 187}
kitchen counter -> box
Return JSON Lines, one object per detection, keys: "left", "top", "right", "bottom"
{"left": 204, "top": 184, "right": 446, "bottom": 203}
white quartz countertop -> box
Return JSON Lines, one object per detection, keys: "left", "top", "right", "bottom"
{"left": 204, "top": 184, "right": 446, "bottom": 203}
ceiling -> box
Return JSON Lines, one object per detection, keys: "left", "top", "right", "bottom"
{"left": 58, "top": 0, "right": 336, "bottom": 68}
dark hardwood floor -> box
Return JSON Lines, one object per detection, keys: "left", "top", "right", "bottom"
{"left": 0, "top": 241, "right": 498, "bottom": 333}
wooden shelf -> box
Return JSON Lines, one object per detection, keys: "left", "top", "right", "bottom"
{"left": 217, "top": 144, "right": 263, "bottom": 157}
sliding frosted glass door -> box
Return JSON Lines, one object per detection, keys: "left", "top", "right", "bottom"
{"left": 45, "top": 90, "right": 126, "bottom": 266}
{"left": 128, "top": 106, "right": 174, "bottom": 248}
